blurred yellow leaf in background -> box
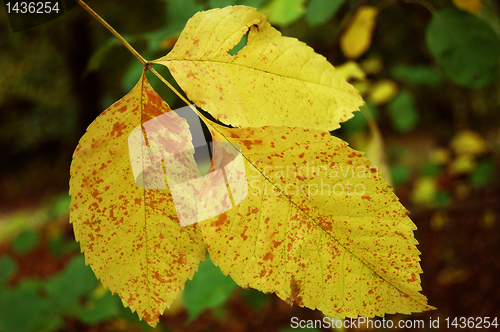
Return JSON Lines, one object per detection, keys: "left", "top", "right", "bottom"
{"left": 368, "top": 79, "right": 399, "bottom": 105}
{"left": 335, "top": 60, "right": 366, "bottom": 81}
{"left": 452, "top": 0, "right": 481, "bottom": 14}
{"left": 450, "top": 130, "right": 488, "bottom": 155}
{"left": 450, "top": 154, "right": 476, "bottom": 174}
{"left": 340, "top": 6, "right": 378, "bottom": 59}
{"left": 411, "top": 177, "right": 437, "bottom": 206}
{"left": 360, "top": 56, "right": 383, "bottom": 75}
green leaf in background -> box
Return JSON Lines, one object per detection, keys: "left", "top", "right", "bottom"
{"left": 209, "top": 0, "right": 267, "bottom": 8}
{"left": 79, "top": 291, "right": 122, "bottom": 324}
{"left": 183, "top": 253, "right": 238, "bottom": 319}
{"left": 341, "top": 107, "right": 367, "bottom": 133}
{"left": 123, "top": 61, "right": 148, "bottom": 91}
{"left": 241, "top": 288, "right": 269, "bottom": 308}
{"left": 426, "top": 7, "right": 500, "bottom": 88}
{"left": 471, "top": 159, "right": 495, "bottom": 188}
{"left": 341, "top": 103, "right": 377, "bottom": 133}
{"left": 0, "top": 287, "right": 48, "bottom": 332}
{"left": 49, "top": 194, "right": 71, "bottom": 217}
{"left": 144, "top": 0, "right": 206, "bottom": 52}
{"left": 47, "top": 232, "right": 80, "bottom": 257}
{"left": 391, "top": 164, "right": 411, "bottom": 187}
{"left": 387, "top": 90, "right": 419, "bottom": 133}
{"left": 45, "top": 255, "right": 98, "bottom": 315}
{"left": 261, "top": 0, "right": 306, "bottom": 26}
{"left": 0, "top": 256, "right": 18, "bottom": 286}
{"left": 435, "top": 190, "right": 452, "bottom": 208}
{"left": 391, "top": 64, "right": 443, "bottom": 87}
{"left": 241, "top": 0, "right": 267, "bottom": 7}
{"left": 166, "top": 0, "right": 205, "bottom": 28}
{"left": 209, "top": 0, "right": 236, "bottom": 8}
{"left": 229, "top": 32, "right": 248, "bottom": 55}
{"left": 12, "top": 230, "right": 40, "bottom": 255}
{"left": 306, "top": 0, "right": 345, "bottom": 26}
{"left": 421, "top": 161, "right": 441, "bottom": 177}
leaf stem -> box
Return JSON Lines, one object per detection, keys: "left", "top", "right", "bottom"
{"left": 147, "top": 66, "right": 192, "bottom": 107}
{"left": 77, "top": 0, "right": 147, "bottom": 65}
{"left": 148, "top": 65, "right": 201, "bottom": 118}
{"left": 77, "top": 0, "right": 197, "bottom": 110}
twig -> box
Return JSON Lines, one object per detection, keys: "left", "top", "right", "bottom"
{"left": 77, "top": 0, "right": 147, "bottom": 65}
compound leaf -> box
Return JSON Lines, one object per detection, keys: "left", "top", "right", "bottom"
{"left": 201, "top": 122, "right": 433, "bottom": 318}
{"left": 69, "top": 70, "right": 206, "bottom": 327}
{"left": 69, "top": 5, "right": 433, "bottom": 326}
{"left": 153, "top": 6, "right": 363, "bottom": 131}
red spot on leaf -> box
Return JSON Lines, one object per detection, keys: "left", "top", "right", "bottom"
{"left": 212, "top": 213, "right": 229, "bottom": 227}
{"left": 395, "top": 231, "right": 407, "bottom": 239}
{"left": 111, "top": 122, "right": 127, "bottom": 137}
{"left": 287, "top": 276, "right": 303, "bottom": 306}
{"left": 241, "top": 139, "right": 263, "bottom": 150}
{"left": 263, "top": 252, "right": 274, "bottom": 261}
{"left": 241, "top": 227, "right": 249, "bottom": 241}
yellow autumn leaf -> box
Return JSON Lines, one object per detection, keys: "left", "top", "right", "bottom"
{"left": 69, "top": 71, "right": 206, "bottom": 327}
{"left": 153, "top": 6, "right": 363, "bottom": 131}
{"left": 201, "top": 122, "right": 433, "bottom": 318}
{"left": 452, "top": 0, "right": 481, "bottom": 14}
{"left": 340, "top": 6, "right": 378, "bottom": 59}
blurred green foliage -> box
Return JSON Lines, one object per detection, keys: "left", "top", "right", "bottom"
{"left": 183, "top": 254, "right": 238, "bottom": 319}
{"left": 11, "top": 230, "right": 40, "bottom": 255}
{"left": 0, "top": 250, "right": 161, "bottom": 332}
{"left": 306, "top": 0, "right": 345, "bottom": 26}
{"left": 426, "top": 7, "right": 500, "bottom": 88}
{"left": 1, "top": 0, "right": 500, "bottom": 331}
{"left": 391, "top": 64, "right": 442, "bottom": 87}
{"left": 387, "top": 90, "right": 420, "bottom": 133}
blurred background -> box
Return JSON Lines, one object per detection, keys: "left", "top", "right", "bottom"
{"left": 1, "top": 0, "right": 500, "bottom": 331}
